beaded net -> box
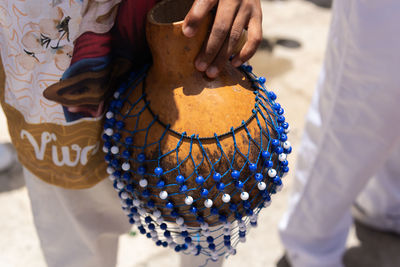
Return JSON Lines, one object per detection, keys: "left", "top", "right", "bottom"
{"left": 102, "top": 64, "right": 291, "bottom": 264}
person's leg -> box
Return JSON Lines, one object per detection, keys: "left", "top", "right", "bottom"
{"left": 24, "top": 168, "right": 131, "bottom": 267}
{"left": 353, "top": 143, "right": 400, "bottom": 234}
{"left": 279, "top": 0, "right": 400, "bottom": 266}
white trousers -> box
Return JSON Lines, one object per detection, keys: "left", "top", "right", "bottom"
{"left": 279, "top": 1, "right": 400, "bottom": 267}
{"left": 24, "top": 168, "right": 224, "bottom": 267}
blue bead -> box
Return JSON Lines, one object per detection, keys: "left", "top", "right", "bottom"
{"left": 277, "top": 108, "right": 284, "bottom": 115}
{"left": 280, "top": 133, "right": 288, "bottom": 142}
{"left": 255, "top": 172, "right": 263, "bottom": 181}
{"left": 174, "top": 245, "right": 181, "bottom": 252}
{"left": 125, "top": 137, "right": 133, "bottom": 145}
{"left": 275, "top": 146, "right": 284, "bottom": 154}
{"left": 219, "top": 215, "right": 227, "bottom": 222}
{"left": 207, "top": 236, "right": 214, "bottom": 243}
{"left": 246, "top": 209, "right": 254, "bottom": 216}
{"left": 239, "top": 231, "right": 246, "bottom": 237}
{"left": 195, "top": 176, "right": 204, "bottom": 184}
{"left": 211, "top": 207, "right": 219, "bottom": 215}
{"left": 236, "top": 181, "right": 244, "bottom": 189}
{"left": 217, "top": 182, "right": 225, "bottom": 191}
{"left": 160, "top": 223, "right": 167, "bottom": 230}
{"left": 201, "top": 188, "right": 209, "bottom": 197}
{"left": 154, "top": 167, "right": 163, "bottom": 176}
{"left": 116, "top": 121, "right": 124, "bottom": 130}
{"left": 111, "top": 159, "right": 119, "bottom": 168}
{"left": 268, "top": 91, "right": 277, "bottom": 100}
{"left": 273, "top": 176, "right": 282, "bottom": 185}
{"left": 102, "top": 133, "right": 110, "bottom": 141}
{"left": 185, "top": 237, "right": 192, "bottom": 243}
{"left": 258, "top": 76, "right": 266, "bottom": 84}
{"left": 284, "top": 147, "right": 292, "bottom": 154}
{"left": 235, "top": 212, "right": 243, "bottom": 220}
{"left": 213, "top": 172, "right": 221, "bottom": 182}
{"left": 146, "top": 233, "right": 152, "bottom": 238}
{"left": 171, "top": 210, "right": 179, "bottom": 217}
{"left": 249, "top": 163, "right": 257, "bottom": 172}
{"left": 129, "top": 218, "right": 135, "bottom": 224}
{"left": 123, "top": 173, "right": 131, "bottom": 181}
{"left": 147, "top": 200, "right": 155, "bottom": 208}
{"left": 164, "top": 230, "right": 171, "bottom": 237}
{"left": 224, "top": 235, "right": 231, "bottom": 241}
{"left": 231, "top": 170, "right": 240, "bottom": 179}
{"left": 262, "top": 150, "right": 270, "bottom": 159}
{"left": 137, "top": 166, "right": 146, "bottom": 175}
{"left": 104, "top": 141, "right": 112, "bottom": 149}
{"left": 166, "top": 202, "right": 174, "bottom": 209}
{"left": 125, "top": 199, "right": 133, "bottom": 206}
{"left": 122, "top": 150, "right": 131, "bottom": 159}
{"left": 283, "top": 166, "right": 290, "bottom": 173}
{"left": 181, "top": 244, "right": 188, "bottom": 251}
{"left": 273, "top": 103, "right": 281, "bottom": 111}
{"left": 245, "top": 65, "right": 253, "bottom": 72}
{"left": 181, "top": 231, "right": 189, "bottom": 237}
{"left": 277, "top": 115, "right": 285, "bottom": 123}
{"left": 271, "top": 139, "right": 280, "bottom": 147}
{"left": 142, "top": 190, "right": 150, "bottom": 198}
{"left": 156, "top": 180, "right": 165, "bottom": 188}
{"left": 190, "top": 206, "right": 197, "bottom": 214}
{"left": 130, "top": 207, "right": 138, "bottom": 214}
{"left": 176, "top": 175, "right": 185, "bottom": 184}
{"left": 137, "top": 153, "right": 146, "bottom": 163}
{"left": 282, "top": 122, "right": 289, "bottom": 129}
{"left": 139, "top": 226, "right": 146, "bottom": 234}
{"left": 126, "top": 184, "right": 134, "bottom": 192}
{"left": 156, "top": 240, "right": 162, "bottom": 246}
{"left": 113, "top": 171, "right": 121, "bottom": 178}
{"left": 180, "top": 185, "right": 188, "bottom": 192}
{"left": 243, "top": 201, "right": 251, "bottom": 209}
{"left": 148, "top": 223, "right": 155, "bottom": 230}
{"left": 208, "top": 243, "right": 216, "bottom": 250}
{"left": 162, "top": 242, "right": 168, "bottom": 247}
{"left": 276, "top": 126, "right": 284, "bottom": 134}
{"left": 281, "top": 160, "right": 289, "bottom": 167}
{"left": 229, "top": 203, "right": 237, "bottom": 211}
{"left": 224, "top": 240, "right": 231, "bottom": 247}
{"left": 145, "top": 216, "right": 152, "bottom": 224}
{"left": 104, "top": 154, "right": 112, "bottom": 163}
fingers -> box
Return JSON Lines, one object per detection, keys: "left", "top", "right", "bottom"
{"left": 205, "top": 5, "right": 250, "bottom": 78}
{"left": 195, "top": 0, "right": 241, "bottom": 75}
{"left": 183, "top": 0, "right": 218, "bottom": 38}
{"left": 231, "top": 5, "right": 262, "bottom": 67}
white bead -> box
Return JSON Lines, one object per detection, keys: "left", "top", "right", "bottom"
{"left": 263, "top": 199, "right": 271, "bottom": 207}
{"left": 133, "top": 199, "right": 141, "bottom": 207}
{"left": 113, "top": 91, "right": 120, "bottom": 99}
{"left": 229, "top": 248, "right": 237, "bottom": 255}
{"left": 169, "top": 242, "right": 176, "bottom": 248}
{"left": 106, "top": 111, "right": 114, "bottom": 119}
{"left": 258, "top": 181, "right": 267, "bottom": 190}
{"left": 284, "top": 125, "right": 290, "bottom": 133}
{"left": 139, "top": 179, "right": 148, "bottom": 187}
{"left": 223, "top": 228, "right": 231, "bottom": 235}
{"left": 166, "top": 236, "right": 173, "bottom": 243}
{"left": 156, "top": 217, "right": 164, "bottom": 224}
{"left": 104, "top": 128, "right": 113, "bottom": 136}
{"left": 238, "top": 221, "right": 246, "bottom": 228}
{"left": 176, "top": 217, "right": 184, "bottom": 225}
{"left": 111, "top": 146, "right": 119, "bottom": 154}
{"left": 185, "top": 196, "right": 193, "bottom": 205}
{"left": 102, "top": 146, "right": 109, "bottom": 153}
{"left": 202, "top": 229, "right": 211, "bottom": 237}
{"left": 200, "top": 222, "right": 209, "bottom": 230}
{"left": 268, "top": 168, "right": 277, "bottom": 178}
{"left": 116, "top": 182, "right": 124, "bottom": 190}
{"left": 239, "top": 236, "right": 246, "bottom": 243}
{"left": 222, "top": 194, "right": 231, "bottom": 203}
{"left": 211, "top": 255, "right": 218, "bottom": 261}
{"left": 240, "top": 192, "right": 249, "bottom": 201}
{"left": 123, "top": 209, "right": 130, "bottom": 215}
{"left": 106, "top": 166, "right": 115, "bottom": 174}
{"left": 120, "top": 191, "right": 129, "bottom": 199}
{"left": 138, "top": 208, "right": 146, "bottom": 216}
{"left": 278, "top": 153, "right": 287, "bottom": 161}
{"left": 135, "top": 220, "right": 141, "bottom": 226}
{"left": 122, "top": 162, "right": 130, "bottom": 171}
{"left": 179, "top": 225, "right": 187, "bottom": 231}
{"left": 223, "top": 222, "right": 232, "bottom": 229}
{"left": 159, "top": 191, "right": 168, "bottom": 199}
{"left": 151, "top": 230, "right": 158, "bottom": 237}
{"left": 121, "top": 200, "right": 128, "bottom": 207}
{"left": 108, "top": 175, "right": 116, "bottom": 181}
{"left": 133, "top": 214, "right": 140, "bottom": 221}
{"left": 152, "top": 236, "right": 158, "bottom": 242}
{"left": 250, "top": 214, "right": 258, "bottom": 222}
{"left": 239, "top": 225, "right": 247, "bottom": 231}
{"left": 204, "top": 199, "right": 213, "bottom": 208}
{"left": 283, "top": 141, "right": 291, "bottom": 149}
{"left": 276, "top": 184, "right": 283, "bottom": 192}
{"left": 153, "top": 210, "right": 162, "bottom": 218}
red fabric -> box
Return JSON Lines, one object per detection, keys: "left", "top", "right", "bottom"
{"left": 71, "top": 32, "right": 112, "bottom": 64}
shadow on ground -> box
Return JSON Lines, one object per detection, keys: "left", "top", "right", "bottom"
{"left": 275, "top": 220, "right": 400, "bottom": 267}
{"left": 0, "top": 143, "right": 24, "bottom": 192}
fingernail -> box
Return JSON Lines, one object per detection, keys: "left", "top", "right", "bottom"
{"left": 206, "top": 66, "right": 219, "bottom": 78}
{"left": 196, "top": 60, "right": 208, "bottom": 72}
{"left": 182, "top": 25, "right": 195, "bottom": 37}
{"left": 232, "top": 59, "right": 243, "bottom": 67}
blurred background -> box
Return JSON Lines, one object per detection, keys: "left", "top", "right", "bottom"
{"left": 1, "top": 0, "right": 399, "bottom": 266}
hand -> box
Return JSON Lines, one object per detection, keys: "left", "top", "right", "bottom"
{"left": 183, "top": 0, "right": 262, "bottom": 78}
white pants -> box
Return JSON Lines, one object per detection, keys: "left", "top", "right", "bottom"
{"left": 279, "top": 1, "right": 400, "bottom": 267}
{"left": 24, "top": 168, "right": 224, "bottom": 267}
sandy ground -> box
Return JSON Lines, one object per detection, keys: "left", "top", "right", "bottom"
{"left": 1, "top": 1, "right": 399, "bottom": 267}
